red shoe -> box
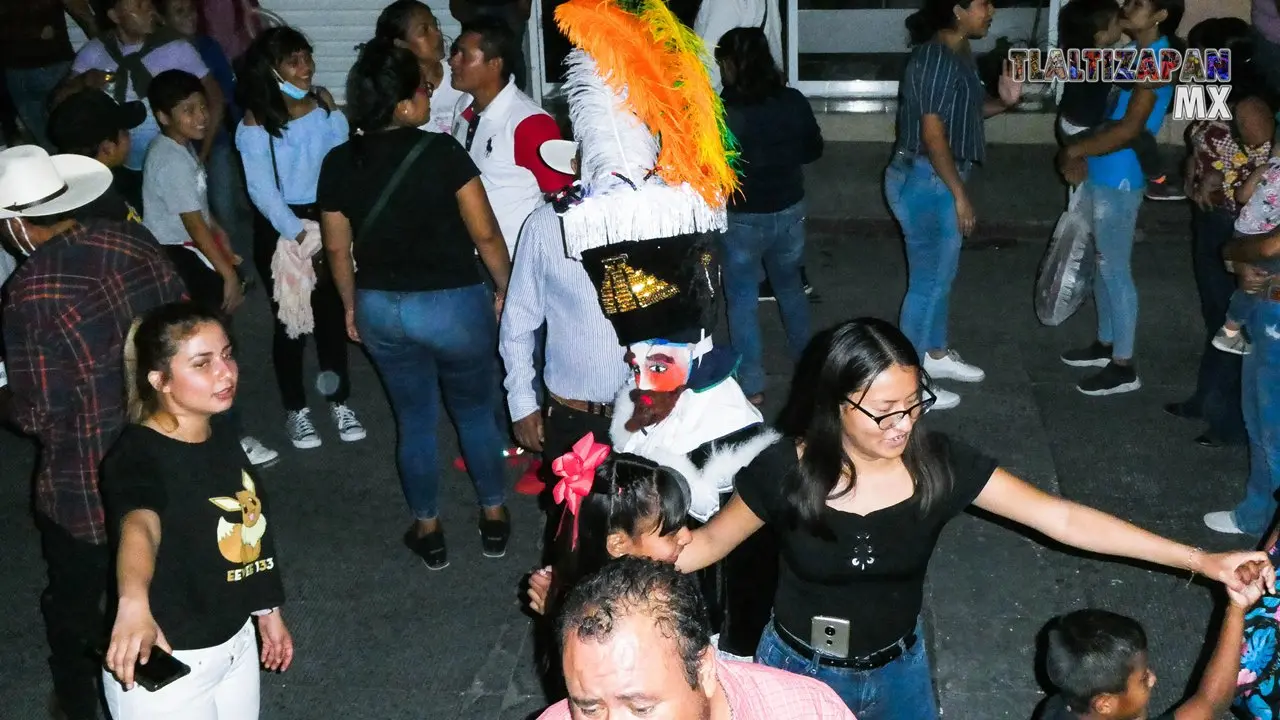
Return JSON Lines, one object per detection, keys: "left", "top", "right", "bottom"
{"left": 514, "top": 459, "right": 545, "bottom": 495}
{"left": 453, "top": 446, "right": 530, "bottom": 472}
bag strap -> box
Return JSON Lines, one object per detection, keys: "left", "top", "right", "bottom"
{"left": 357, "top": 133, "right": 436, "bottom": 241}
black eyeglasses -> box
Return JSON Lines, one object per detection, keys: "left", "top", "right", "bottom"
{"left": 845, "top": 388, "right": 936, "bottom": 430}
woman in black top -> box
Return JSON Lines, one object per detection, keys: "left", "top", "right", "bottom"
{"left": 318, "top": 40, "right": 512, "bottom": 570}
{"left": 885, "top": 0, "right": 1021, "bottom": 411}
{"left": 102, "top": 302, "right": 292, "bottom": 718}
{"left": 676, "top": 317, "right": 1272, "bottom": 720}
{"left": 715, "top": 27, "right": 823, "bottom": 406}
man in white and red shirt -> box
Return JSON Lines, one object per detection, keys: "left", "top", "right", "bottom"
{"left": 539, "top": 558, "right": 855, "bottom": 720}
{"left": 449, "top": 16, "right": 571, "bottom": 257}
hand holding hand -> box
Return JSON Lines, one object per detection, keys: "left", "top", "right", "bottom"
{"left": 105, "top": 598, "right": 170, "bottom": 689}
{"left": 528, "top": 567, "right": 553, "bottom": 615}
{"left": 1199, "top": 550, "right": 1277, "bottom": 594}
{"left": 1227, "top": 569, "right": 1268, "bottom": 609}
{"left": 257, "top": 611, "right": 294, "bottom": 672}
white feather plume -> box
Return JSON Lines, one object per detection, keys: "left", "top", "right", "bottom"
{"left": 558, "top": 49, "right": 727, "bottom": 258}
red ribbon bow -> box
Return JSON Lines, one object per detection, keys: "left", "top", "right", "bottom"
{"left": 552, "top": 432, "right": 610, "bottom": 548}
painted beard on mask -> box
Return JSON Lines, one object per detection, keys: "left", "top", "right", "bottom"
{"left": 626, "top": 387, "right": 684, "bottom": 432}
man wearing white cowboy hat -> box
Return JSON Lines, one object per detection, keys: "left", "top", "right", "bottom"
{"left": 0, "top": 145, "right": 185, "bottom": 720}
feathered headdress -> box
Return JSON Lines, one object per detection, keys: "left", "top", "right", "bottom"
{"left": 553, "top": 0, "right": 738, "bottom": 258}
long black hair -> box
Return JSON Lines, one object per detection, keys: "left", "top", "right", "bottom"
{"left": 547, "top": 451, "right": 690, "bottom": 617}
{"left": 781, "top": 318, "right": 953, "bottom": 534}
{"left": 906, "top": 0, "right": 974, "bottom": 45}
{"left": 346, "top": 39, "right": 421, "bottom": 166}
{"left": 374, "top": 0, "right": 427, "bottom": 44}
{"left": 236, "top": 26, "right": 318, "bottom": 137}
{"left": 716, "top": 27, "right": 785, "bottom": 104}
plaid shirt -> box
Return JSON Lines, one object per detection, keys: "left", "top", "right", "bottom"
{"left": 537, "top": 657, "right": 856, "bottom": 719}
{"left": 3, "top": 220, "right": 185, "bottom": 544}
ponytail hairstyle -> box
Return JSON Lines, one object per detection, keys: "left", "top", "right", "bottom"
{"left": 236, "top": 26, "right": 319, "bottom": 137}
{"left": 546, "top": 451, "right": 691, "bottom": 618}
{"left": 124, "top": 302, "right": 226, "bottom": 424}
{"left": 346, "top": 39, "right": 422, "bottom": 166}
{"left": 374, "top": 0, "right": 428, "bottom": 45}
{"left": 905, "top": 0, "right": 973, "bottom": 45}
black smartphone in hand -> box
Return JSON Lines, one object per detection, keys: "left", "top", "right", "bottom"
{"left": 133, "top": 646, "right": 190, "bottom": 692}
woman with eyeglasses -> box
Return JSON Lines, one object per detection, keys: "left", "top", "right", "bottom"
{"left": 675, "top": 316, "right": 1274, "bottom": 720}
{"left": 317, "top": 39, "right": 511, "bottom": 569}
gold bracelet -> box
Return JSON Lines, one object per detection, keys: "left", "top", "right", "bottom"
{"left": 1187, "top": 547, "right": 1204, "bottom": 586}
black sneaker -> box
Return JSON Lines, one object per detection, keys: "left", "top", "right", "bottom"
{"left": 1144, "top": 176, "right": 1186, "bottom": 201}
{"left": 404, "top": 528, "right": 448, "bottom": 570}
{"left": 1060, "top": 341, "right": 1113, "bottom": 368}
{"left": 1076, "top": 362, "right": 1141, "bottom": 396}
{"left": 479, "top": 507, "right": 511, "bottom": 558}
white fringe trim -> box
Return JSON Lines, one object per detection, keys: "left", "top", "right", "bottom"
{"left": 562, "top": 183, "right": 726, "bottom": 258}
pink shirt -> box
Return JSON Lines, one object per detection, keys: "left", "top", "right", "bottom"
{"left": 536, "top": 658, "right": 857, "bottom": 719}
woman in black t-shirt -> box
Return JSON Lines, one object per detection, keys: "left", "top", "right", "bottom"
{"left": 317, "top": 40, "right": 512, "bottom": 570}
{"left": 101, "top": 302, "right": 292, "bottom": 718}
{"left": 676, "top": 317, "right": 1272, "bottom": 720}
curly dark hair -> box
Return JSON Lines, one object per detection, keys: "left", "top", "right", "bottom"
{"left": 555, "top": 557, "right": 710, "bottom": 688}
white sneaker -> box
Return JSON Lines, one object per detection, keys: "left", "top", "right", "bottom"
{"left": 330, "top": 403, "right": 366, "bottom": 442}
{"left": 1203, "top": 511, "right": 1246, "bottom": 535}
{"left": 923, "top": 350, "right": 986, "bottom": 383}
{"left": 286, "top": 409, "right": 322, "bottom": 449}
{"left": 928, "top": 386, "right": 961, "bottom": 410}
{"left": 240, "top": 436, "right": 279, "bottom": 467}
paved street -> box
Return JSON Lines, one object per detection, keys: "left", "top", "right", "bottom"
{"left": 0, "top": 142, "right": 1251, "bottom": 719}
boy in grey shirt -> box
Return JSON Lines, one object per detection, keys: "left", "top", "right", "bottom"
{"left": 143, "top": 69, "right": 243, "bottom": 313}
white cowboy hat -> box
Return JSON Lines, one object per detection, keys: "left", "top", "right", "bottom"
{"left": 539, "top": 139, "right": 578, "bottom": 176}
{"left": 0, "top": 145, "right": 113, "bottom": 220}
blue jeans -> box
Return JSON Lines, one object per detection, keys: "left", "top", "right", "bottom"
{"left": 1232, "top": 298, "right": 1280, "bottom": 534}
{"left": 885, "top": 154, "right": 969, "bottom": 356}
{"left": 755, "top": 619, "right": 938, "bottom": 720}
{"left": 1228, "top": 289, "right": 1259, "bottom": 329}
{"left": 1081, "top": 181, "right": 1144, "bottom": 360}
{"left": 1188, "top": 207, "right": 1246, "bottom": 442}
{"left": 720, "top": 201, "right": 811, "bottom": 396}
{"left": 6, "top": 62, "right": 70, "bottom": 151}
{"left": 355, "top": 285, "right": 506, "bottom": 520}
{"left": 205, "top": 137, "right": 254, "bottom": 268}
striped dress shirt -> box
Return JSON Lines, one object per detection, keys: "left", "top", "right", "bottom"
{"left": 499, "top": 203, "right": 630, "bottom": 422}
{"left": 895, "top": 40, "right": 987, "bottom": 164}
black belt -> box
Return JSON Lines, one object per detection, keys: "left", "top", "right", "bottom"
{"left": 774, "top": 620, "right": 917, "bottom": 670}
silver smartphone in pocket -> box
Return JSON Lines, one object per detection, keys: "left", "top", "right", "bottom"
{"left": 810, "top": 616, "right": 851, "bottom": 658}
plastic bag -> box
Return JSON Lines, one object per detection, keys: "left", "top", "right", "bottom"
{"left": 1035, "top": 189, "right": 1095, "bottom": 326}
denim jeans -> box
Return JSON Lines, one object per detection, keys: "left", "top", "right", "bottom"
{"left": 720, "top": 201, "right": 811, "bottom": 396}
{"left": 6, "top": 62, "right": 69, "bottom": 151}
{"left": 1231, "top": 297, "right": 1280, "bottom": 534}
{"left": 1186, "top": 206, "right": 1246, "bottom": 442}
{"left": 1228, "top": 289, "right": 1260, "bottom": 328}
{"left": 1080, "top": 181, "right": 1144, "bottom": 360}
{"left": 755, "top": 619, "right": 938, "bottom": 720}
{"left": 206, "top": 137, "right": 254, "bottom": 269}
{"left": 355, "top": 285, "right": 506, "bottom": 520}
{"left": 884, "top": 154, "right": 970, "bottom": 356}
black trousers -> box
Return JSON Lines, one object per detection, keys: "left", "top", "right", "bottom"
{"left": 251, "top": 210, "right": 351, "bottom": 412}
{"left": 1187, "top": 206, "right": 1246, "bottom": 443}
{"left": 37, "top": 513, "right": 110, "bottom": 720}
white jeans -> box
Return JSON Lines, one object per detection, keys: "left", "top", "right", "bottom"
{"left": 104, "top": 619, "right": 260, "bottom": 720}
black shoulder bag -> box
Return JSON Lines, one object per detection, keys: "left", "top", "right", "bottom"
{"left": 355, "top": 132, "right": 436, "bottom": 242}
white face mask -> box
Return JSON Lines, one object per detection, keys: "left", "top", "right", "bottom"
{"left": 4, "top": 218, "right": 34, "bottom": 257}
